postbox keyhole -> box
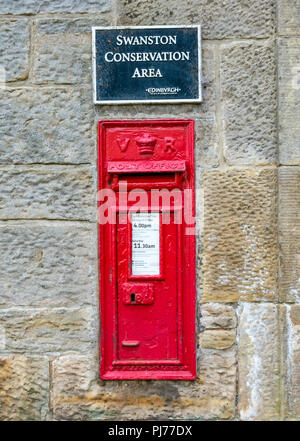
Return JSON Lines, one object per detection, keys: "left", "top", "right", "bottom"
{"left": 130, "top": 293, "right": 136, "bottom": 304}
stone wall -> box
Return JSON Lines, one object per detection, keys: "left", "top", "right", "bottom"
{"left": 0, "top": 0, "right": 299, "bottom": 421}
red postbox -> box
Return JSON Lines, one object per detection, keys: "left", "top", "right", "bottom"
{"left": 98, "top": 120, "right": 196, "bottom": 380}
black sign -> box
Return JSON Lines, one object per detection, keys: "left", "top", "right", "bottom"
{"left": 92, "top": 26, "right": 201, "bottom": 104}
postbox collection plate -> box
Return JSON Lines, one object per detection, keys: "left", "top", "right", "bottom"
{"left": 98, "top": 119, "right": 196, "bottom": 380}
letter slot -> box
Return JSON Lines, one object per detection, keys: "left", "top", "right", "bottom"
{"left": 98, "top": 119, "right": 196, "bottom": 380}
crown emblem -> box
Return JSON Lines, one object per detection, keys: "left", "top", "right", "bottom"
{"left": 135, "top": 133, "right": 157, "bottom": 155}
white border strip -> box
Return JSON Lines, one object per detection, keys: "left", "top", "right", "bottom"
{"left": 92, "top": 25, "right": 202, "bottom": 105}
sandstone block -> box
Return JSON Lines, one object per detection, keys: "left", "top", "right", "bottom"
{"left": 279, "top": 167, "right": 300, "bottom": 302}
{"left": 117, "top": 0, "right": 275, "bottom": 39}
{"left": 195, "top": 117, "right": 219, "bottom": 169}
{"left": 0, "top": 224, "right": 96, "bottom": 308}
{"left": 0, "top": 20, "right": 29, "bottom": 82}
{"left": 34, "top": 18, "right": 110, "bottom": 84}
{"left": 199, "top": 42, "right": 217, "bottom": 116}
{"left": 278, "top": 0, "right": 300, "bottom": 35}
{"left": 201, "top": 304, "right": 236, "bottom": 329}
{"left": 278, "top": 37, "right": 300, "bottom": 164}
{"left": 52, "top": 350, "right": 236, "bottom": 420}
{"left": 0, "top": 325, "right": 5, "bottom": 351}
{"left": 202, "top": 168, "right": 278, "bottom": 302}
{"left": 0, "top": 355, "right": 49, "bottom": 420}
{"left": 280, "top": 305, "right": 300, "bottom": 419}
{"left": 221, "top": 40, "right": 277, "bottom": 165}
{"left": 238, "top": 303, "right": 280, "bottom": 420}
{"left": 199, "top": 329, "right": 235, "bottom": 349}
{"left": 0, "top": 88, "right": 93, "bottom": 164}
{"left": 0, "top": 166, "right": 94, "bottom": 220}
{"left": 0, "top": 0, "right": 111, "bottom": 14}
{"left": 0, "top": 308, "right": 96, "bottom": 353}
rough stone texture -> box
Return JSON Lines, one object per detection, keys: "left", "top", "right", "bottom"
{"left": 0, "top": 224, "right": 96, "bottom": 308}
{"left": 0, "top": 20, "right": 30, "bottom": 82}
{"left": 221, "top": 40, "right": 277, "bottom": 165}
{"left": 278, "top": 0, "right": 300, "bottom": 35}
{"left": 199, "top": 304, "right": 236, "bottom": 349}
{"left": 0, "top": 325, "right": 5, "bottom": 351}
{"left": 238, "top": 303, "right": 280, "bottom": 421}
{"left": 0, "top": 166, "right": 94, "bottom": 220}
{"left": 278, "top": 38, "right": 300, "bottom": 164}
{"left": 0, "top": 88, "right": 93, "bottom": 164}
{"left": 279, "top": 167, "right": 300, "bottom": 302}
{"left": 117, "top": 0, "right": 275, "bottom": 39}
{"left": 202, "top": 168, "right": 278, "bottom": 302}
{"left": 95, "top": 103, "right": 201, "bottom": 120}
{"left": 199, "top": 43, "right": 217, "bottom": 117}
{"left": 52, "top": 350, "right": 236, "bottom": 420}
{"left": 195, "top": 117, "right": 219, "bottom": 169}
{"left": 0, "top": 355, "right": 49, "bottom": 420}
{"left": 199, "top": 330, "right": 235, "bottom": 349}
{"left": 280, "top": 305, "right": 300, "bottom": 420}
{"left": 34, "top": 18, "right": 111, "bottom": 85}
{"left": 0, "top": 308, "right": 96, "bottom": 354}
{"left": 201, "top": 304, "right": 236, "bottom": 329}
{"left": 0, "top": 0, "right": 111, "bottom": 14}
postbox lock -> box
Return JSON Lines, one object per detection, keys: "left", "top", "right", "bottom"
{"left": 121, "top": 283, "right": 154, "bottom": 305}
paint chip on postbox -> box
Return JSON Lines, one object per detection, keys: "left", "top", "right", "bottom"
{"left": 132, "top": 213, "right": 160, "bottom": 276}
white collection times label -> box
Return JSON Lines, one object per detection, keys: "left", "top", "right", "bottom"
{"left": 131, "top": 212, "right": 160, "bottom": 276}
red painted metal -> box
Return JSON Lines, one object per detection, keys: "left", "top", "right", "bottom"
{"left": 107, "top": 160, "right": 186, "bottom": 173}
{"left": 98, "top": 119, "right": 196, "bottom": 380}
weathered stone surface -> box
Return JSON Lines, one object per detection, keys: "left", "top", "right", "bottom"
{"left": 195, "top": 117, "right": 219, "bottom": 169}
{"left": 199, "top": 329, "right": 235, "bottom": 349}
{"left": 202, "top": 168, "right": 278, "bottom": 302}
{"left": 0, "top": 325, "right": 5, "bottom": 351}
{"left": 0, "top": 166, "right": 94, "bottom": 220}
{"left": 201, "top": 304, "right": 236, "bottom": 329}
{"left": 117, "top": 0, "right": 275, "bottom": 39}
{"left": 221, "top": 40, "right": 277, "bottom": 165}
{"left": 200, "top": 304, "right": 236, "bottom": 349}
{"left": 0, "top": 224, "right": 96, "bottom": 308}
{"left": 0, "top": 20, "right": 29, "bottom": 82}
{"left": 52, "top": 350, "right": 236, "bottom": 420}
{"left": 0, "top": 308, "right": 96, "bottom": 353}
{"left": 95, "top": 103, "right": 201, "bottom": 121}
{"left": 199, "top": 42, "right": 217, "bottom": 116}
{"left": 278, "top": 38, "right": 300, "bottom": 164}
{"left": 238, "top": 303, "right": 280, "bottom": 420}
{"left": 0, "top": 0, "right": 111, "bottom": 14}
{"left": 278, "top": 0, "right": 300, "bottom": 35}
{"left": 279, "top": 167, "right": 300, "bottom": 302}
{"left": 0, "top": 88, "right": 93, "bottom": 164}
{"left": 0, "top": 355, "right": 49, "bottom": 420}
{"left": 280, "top": 305, "right": 300, "bottom": 420}
{"left": 34, "top": 18, "right": 110, "bottom": 84}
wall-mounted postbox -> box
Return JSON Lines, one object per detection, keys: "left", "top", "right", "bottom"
{"left": 98, "top": 119, "right": 196, "bottom": 380}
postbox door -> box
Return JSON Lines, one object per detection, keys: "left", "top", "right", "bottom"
{"left": 117, "top": 210, "right": 181, "bottom": 361}
{"left": 99, "top": 119, "right": 196, "bottom": 380}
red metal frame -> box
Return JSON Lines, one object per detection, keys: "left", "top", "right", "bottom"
{"left": 98, "top": 119, "right": 196, "bottom": 380}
